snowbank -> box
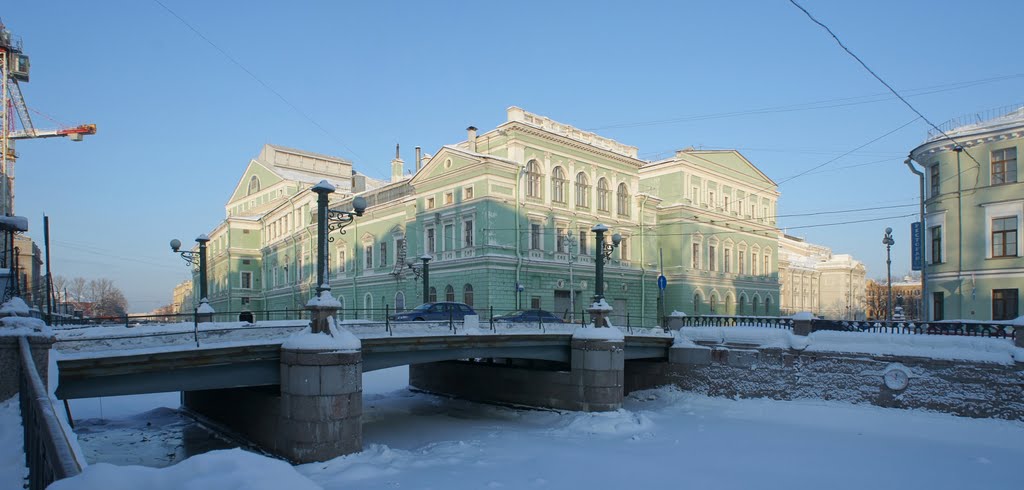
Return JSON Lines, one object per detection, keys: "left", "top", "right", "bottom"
{"left": 573, "top": 325, "right": 625, "bottom": 340}
{"left": 49, "top": 448, "right": 319, "bottom": 490}
{"left": 282, "top": 319, "right": 360, "bottom": 351}
{"left": 0, "top": 397, "right": 26, "bottom": 489}
{"left": 0, "top": 316, "right": 52, "bottom": 337}
{"left": 306, "top": 290, "right": 342, "bottom": 308}
{"left": 0, "top": 297, "right": 31, "bottom": 316}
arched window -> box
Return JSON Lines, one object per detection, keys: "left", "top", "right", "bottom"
{"left": 765, "top": 296, "right": 773, "bottom": 315}
{"left": 395, "top": 291, "right": 406, "bottom": 312}
{"left": 693, "top": 293, "right": 702, "bottom": 315}
{"left": 463, "top": 284, "right": 474, "bottom": 307}
{"left": 726, "top": 294, "right": 733, "bottom": 315}
{"left": 738, "top": 294, "right": 746, "bottom": 315}
{"left": 574, "top": 172, "right": 590, "bottom": 208}
{"left": 445, "top": 284, "right": 455, "bottom": 302}
{"left": 616, "top": 183, "right": 630, "bottom": 216}
{"left": 710, "top": 294, "right": 718, "bottom": 314}
{"left": 752, "top": 296, "right": 760, "bottom": 315}
{"left": 526, "top": 160, "right": 542, "bottom": 199}
{"left": 551, "top": 167, "right": 567, "bottom": 203}
{"left": 363, "top": 293, "right": 373, "bottom": 320}
{"left": 597, "top": 178, "right": 610, "bottom": 212}
{"left": 247, "top": 175, "right": 261, "bottom": 195}
{"left": 429, "top": 286, "right": 437, "bottom": 303}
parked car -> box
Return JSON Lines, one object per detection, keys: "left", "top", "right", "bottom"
{"left": 492, "top": 309, "right": 567, "bottom": 324}
{"left": 389, "top": 302, "right": 477, "bottom": 321}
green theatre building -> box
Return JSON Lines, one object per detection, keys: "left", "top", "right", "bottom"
{"left": 186, "top": 107, "right": 781, "bottom": 324}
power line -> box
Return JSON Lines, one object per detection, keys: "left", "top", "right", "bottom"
{"left": 786, "top": 0, "right": 986, "bottom": 172}
{"left": 149, "top": 0, "right": 363, "bottom": 163}
{"left": 589, "top": 73, "right": 1024, "bottom": 132}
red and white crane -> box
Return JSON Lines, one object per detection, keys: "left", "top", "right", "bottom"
{"left": 1, "top": 19, "right": 96, "bottom": 215}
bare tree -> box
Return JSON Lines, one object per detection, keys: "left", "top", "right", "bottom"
{"left": 52, "top": 275, "right": 128, "bottom": 317}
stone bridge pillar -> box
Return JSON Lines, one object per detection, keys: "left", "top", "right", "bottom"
{"left": 569, "top": 328, "right": 625, "bottom": 411}
{"left": 278, "top": 331, "right": 362, "bottom": 463}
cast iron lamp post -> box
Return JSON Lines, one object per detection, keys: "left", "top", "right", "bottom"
{"left": 882, "top": 227, "right": 895, "bottom": 321}
{"left": 170, "top": 234, "right": 211, "bottom": 316}
{"left": 592, "top": 224, "right": 621, "bottom": 302}
{"left": 404, "top": 254, "right": 432, "bottom": 303}
{"left": 312, "top": 180, "right": 366, "bottom": 293}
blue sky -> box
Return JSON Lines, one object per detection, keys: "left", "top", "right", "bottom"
{"left": 5, "top": 1, "right": 1022, "bottom": 312}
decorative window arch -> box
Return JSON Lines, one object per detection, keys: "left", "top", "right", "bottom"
{"left": 463, "top": 284, "right": 474, "bottom": 307}
{"left": 445, "top": 284, "right": 455, "bottom": 302}
{"left": 575, "top": 172, "right": 591, "bottom": 208}
{"left": 526, "top": 160, "right": 543, "bottom": 199}
{"left": 693, "top": 291, "right": 703, "bottom": 315}
{"left": 597, "top": 178, "right": 610, "bottom": 212}
{"left": 551, "top": 167, "right": 567, "bottom": 203}
{"left": 752, "top": 294, "right": 761, "bottom": 315}
{"left": 725, "top": 293, "right": 734, "bottom": 315}
{"left": 395, "top": 291, "right": 406, "bottom": 312}
{"left": 616, "top": 182, "right": 631, "bottom": 216}
{"left": 428, "top": 286, "right": 437, "bottom": 303}
{"left": 710, "top": 293, "right": 718, "bottom": 314}
{"left": 764, "top": 295, "right": 773, "bottom": 315}
{"left": 363, "top": 293, "right": 373, "bottom": 320}
{"left": 247, "top": 175, "right": 261, "bottom": 195}
{"left": 738, "top": 293, "right": 747, "bottom": 315}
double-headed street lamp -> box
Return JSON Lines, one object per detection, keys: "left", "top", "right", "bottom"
{"left": 882, "top": 227, "right": 895, "bottom": 321}
{"left": 170, "top": 234, "right": 211, "bottom": 316}
{"left": 311, "top": 180, "right": 366, "bottom": 333}
{"left": 404, "top": 254, "right": 432, "bottom": 303}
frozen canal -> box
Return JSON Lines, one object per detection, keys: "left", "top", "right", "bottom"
{"left": 57, "top": 366, "right": 1024, "bottom": 490}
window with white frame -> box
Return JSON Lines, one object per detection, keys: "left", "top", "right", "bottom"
{"left": 616, "top": 183, "right": 630, "bottom": 216}
{"left": 531, "top": 222, "right": 542, "bottom": 250}
{"left": 597, "top": 178, "right": 610, "bottom": 212}
{"left": 337, "top": 249, "right": 346, "bottom": 273}
{"left": 443, "top": 223, "right": 454, "bottom": 251}
{"left": 692, "top": 242, "right": 701, "bottom": 269}
{"left": 464, "top": 186, "right": 474, "bottom": 200}
{"left": 426, "top": 227, "right": 436, "bottom": 254}
{"left": 579, "top": 229, "right": 588, "bottom": 255}
{"left": 379, "top": 242, "right": 388, "bottom": 267}
{"left": 240, "top": 271, "right": 252, "bottom": 289}
{"left": 619, "top": 235, "right": 629, "bottom": 261}
{"left": 463, "top": 219, "right": 474, "bottom": 247}
{"left": 426, "top": 197, "right": 435, "bottom": 209}
{"left": 739, "top": 250, "right": 746, "bottom": 275}
{"left": 526, "top": 160, "right": 542, "bottom": 199}
{"left": 708, "top": 244, "right": 717, "bottom": 271}
{"left": 992, "top": 216, "right": 1018, "bottom": 258}
{"left": 444, "top": 192, "right": 454, "bottom": 205}
{"left": 992, "top": 148, "right": 1016, "bottom": 185}
{"left": 930, "top": 164, "right": 940, "bottom": 197}
{"left": 556, "top": 227, "right": 567, "bottom": 253}
{"left": 575, "top": 172, "right": 590, "bottom": 208}
{"left": 551, "top": 167, "right": 567, "bottom": 204}
{"left": 724, "top": 247, "right": 732, "bottom": 273}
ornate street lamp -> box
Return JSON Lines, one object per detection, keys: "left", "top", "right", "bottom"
{"left": 591, "top": 224, "right": 621, "bottom": 302}
{"left": 170, "top": 234, "right": 211, "bottom": 319}
{"left": 404, "top": 254, "right": 432, "bottom": 302}
{"left": 310, "top": 180, "right": 366, "bottom": 333}
{"left": 882, "top": 227, "right": 895, "bottom": 321}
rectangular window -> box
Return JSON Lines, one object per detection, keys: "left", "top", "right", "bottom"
{"left": 992, "top": 216, "right": 1018, "bottom": 258}
{"left": 762, "top": 206, "right": 768, "bottom": 221}
{"left": 619, "top": 236, "right": 629, "bottom": 261}
{"left": 991, "top": 148, "right": 1017, "bottom": 185}
{"left": 692, "top": 186, "right": 700, "bottom": 205}
{"left": 724, "top": 248, "right": 732, "bottom": 273}
{"left": 464, "top": 186, "right": 474, "bottom": 200}
{"left": 932, "top": 292, "right": 944, "bottom": 321}
{"left": 763, "top": 255, "right": 770, "bottom": 275}
{"left": 531, "top": 223, "right": 542, "bottom": 250}
{"left": 463, "top": 220, "right": 474, "bottom": 247}
{"left": 531, "top": 297, "right": 542, "bottom": 309}
{"left": 444, "top": 223, "right": 454, "bottom": 251}
{"left": 739, "top": 251, "right": 746, "bottom": 275}
{"left": 708, "top": 191, "right": 716, "bottom": 208}
{"left": 930, "top": 226, "right": 942, "bottom": 264}
{"left": 427, "top": 197, "right": 435, "bottom": 209}
{"left": 444, "top": 192, "right": 454, "bottom": 205}
{"left": 426, "top": 228, "right": 435, "bottom": 254}
{"left": 692, "top": 243, "right": 701, "bottom": 269}
{"left": 379, "top": 242, "right": 388, "bottom": 267}
{"left": 752, "top": 253, "right": 759, "bottom": 275}
{"left": 579, "top": 230, "right": 588, "bottom": 255}
{"left": 930, "top": 164, "right": 940, "bottom": 197}
{"left": 364, "top": 245, "right": 373, "bottom": 268}
{"left": 240, "top": 271, "right": 252, "bottom": 289}
{"left": 724, "top": 196, "right": 730, "bottom": 211}
{"left": 750, "top": 204, "right": 756, "bottom": 218}
{"left": 708, "top": 245, "right": 716, "bottom": 271}
{"left": 556, "top": 227, "right": 566, "bottom": 253}
{"left": 337, "top": 250, "right": 346, "bottom": 273}
{"left": 992, "top": 289, "right": 1019, "bottom": 321}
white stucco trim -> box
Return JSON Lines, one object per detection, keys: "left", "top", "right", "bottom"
{"left": 982, "top": 199, "right": 1023, "bottom": 259}
{"left": 924, "top": 210, "right": 947, "bottom": 264}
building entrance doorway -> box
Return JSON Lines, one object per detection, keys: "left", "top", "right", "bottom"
{"left": 553, "top": 290, "right": 581, "bottom": 321}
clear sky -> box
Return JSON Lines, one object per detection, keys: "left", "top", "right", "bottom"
{"left": 5, "top": 0, "right": 1022, "bottom": 313}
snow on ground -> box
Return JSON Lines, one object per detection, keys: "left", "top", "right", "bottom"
{"left": 46, "top": 365, "right": 1024, "bottom": 490}
{"left": 0, "top": 396, "right": 26, "bottom": 489}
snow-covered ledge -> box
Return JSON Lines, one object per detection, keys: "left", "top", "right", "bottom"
{"left": 587, "top": 298, "right": 614, "bottom": 328}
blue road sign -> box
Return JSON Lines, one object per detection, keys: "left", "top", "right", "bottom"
{"left": 657, "top": 275, "right": 667, "bottom": 290}
{"left": 911, "top": 222, "right": 922, "bottom": 271}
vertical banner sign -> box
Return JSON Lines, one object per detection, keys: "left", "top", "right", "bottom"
{"left": 911, "top": 221, "right": 922, "bottom": 271}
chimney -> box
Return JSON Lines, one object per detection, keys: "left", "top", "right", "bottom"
{"left": 391, "top": 143, "right": 404, "bottom": 183}
{"left": 467, "top": 126, "right": 478, "bottom": 152}
{"left": 415, "top": 146, "right": 422, "bottom": 172}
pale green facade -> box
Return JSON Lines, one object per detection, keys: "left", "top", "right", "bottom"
{"left": 910, "top": 108, "right": 1023, "bottom": 322}
{"left": 185, "top": 108, "right": 781, "bottom": 323}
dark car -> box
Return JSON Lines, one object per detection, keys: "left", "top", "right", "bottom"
{"left": 492, "top": 309, "right": 567, "bottom": 324}
{"left": 389, "top": 302, "right": 477, "bottom": 321}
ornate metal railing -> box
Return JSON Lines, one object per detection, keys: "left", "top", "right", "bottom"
{"left": 18, "top": 337, "right": 82, "bottom": 489}
{"left": 673, "top": 315, "right": 1019, "bottom": 340}
{"left": 672, "top": 315, "right": 793, "bottom": 329}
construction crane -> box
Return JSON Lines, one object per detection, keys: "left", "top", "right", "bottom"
{"left": 1, "top": 19, "right": 96, "bottom": 216}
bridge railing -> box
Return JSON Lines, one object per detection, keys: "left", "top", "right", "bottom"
{"left": 18, "top": 337, "right": 82, "bottom": 489}
{"left": 671, "top": 315, "right": 1021, "bottom": 340}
